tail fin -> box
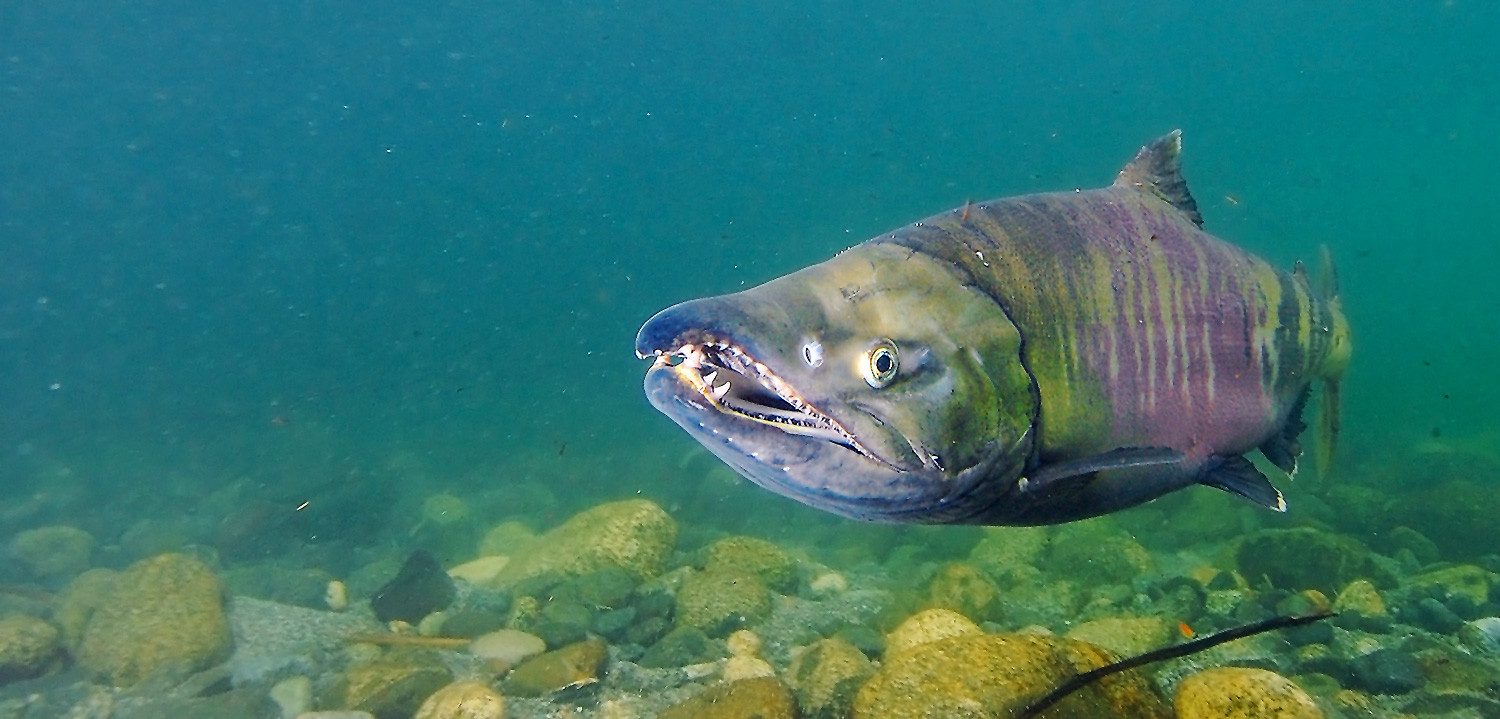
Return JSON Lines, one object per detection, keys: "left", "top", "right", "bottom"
{"left": 1313, "top": 245, "right": 1350, "bottom": 479}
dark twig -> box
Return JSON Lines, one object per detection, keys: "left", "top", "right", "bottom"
{"left": 1016, "top": 610, "right": 1335, "bottom": 719}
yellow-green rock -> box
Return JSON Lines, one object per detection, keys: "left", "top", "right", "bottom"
{"left": 1047, "top": 523, "right": 1153, "bottom": 584}
{"left": 324, "top": 651, "right": 454, "bottom": 719}
{"left": 76, "top": 553, "right": 232, "bottom": 687}
{"left": 675, "top": 569, "right": 772, "bottom": 638}
{"left": 1331, "top": 579, "right": 1387, "bottom": 619}
{"left": 491, "top": 500, "right": 676, "bottom": 588}
{"left": 923, "top": 562, "right": 1001, "bottom": 622}
{"left": 853, "top": 633, "right": 1169, "bottom": 718}
{"left": 413, "top": 680, "right": 506, "bottom": 719}
{"left": 703, "top": 536, "right": 797, "bottom": 593}
{"left": 968, "top": 526, "right": 1049, "bottom": 584}
{"left": 52, "top": 568, "right": 118, "bottom": 652}
{"left": 786, "top": 637, "right": 875, "bottom": 719}
{"left": 503, "top": 637, "right": 607, "bottom": 697}
{"left": 884, "top": 608, "right": 981, "bottom": 658}
{"left": 660, "top": 677, "right": 798, "bottom": 719}
{"left": 1064, "top": 615, "right": 1173, "bottom": 658}
{"left": 0, "top": 614, "right": 61, "bottom": 684}
{"left": 1173, "top": 667, "right": 1322, "bottom": 718}
{"left": 1409, "top": 564, "right": 1495, "bottom": 606}
{"left": 10, "top": 525, "right": 95, "bottom": 579}
{"left": 477, "top": 520, "right": 538, "bottom": 556}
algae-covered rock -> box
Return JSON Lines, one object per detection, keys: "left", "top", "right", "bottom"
{"left": 9, "top": 525, "right": 95, "bottom": 579}
{"left": 1064, "top": 615, "right": 1172, "bottom": 658}
{"left": 640, "top": 626, "right": 726, "bottom": 668}
{"left": 477, "top": 520, "right": 538, "bottom": 556}
{"left": 923, "top": 562, "right": 1001, "bottom": 622}
{"left": 968, "top": 526, "right": 1049, "bottom": 584}
{"left": 1046, "top": 524, "right": 1153, "bottom": 584}
{"left": 884, "top": 608, "right": 980, "bottom": 658}
{"left": 52, "top": 567, "right": 118, "bottom": 652}
{"left": 491, "top": 499, "right": 676, "bottom": 588}
{"left": 1173, "top": 667, "right": 1322, "bottom": 718}
{"left": 76, "top": 552, "right": 232, "bottom": 687}
{"left": 786, "top": 637, "right": 875, "bottom": 719}
{"left": 1332, "top": 580, "right": 1387, "bottom": 619}
{"left": 675, "top": 568, "right": 771, "bottom": 637}
{"left": 323, "top": 652, "right": 453, "bottom": 719}
{"left": 1409, "top": 564, "right": 1495, "bottom": 606}
{"left": 0, "top": 614, "right": 61, "bottom": 684}
{"left": 660, "top": 677, "right": 798, "bottom": 719}
{"left": 503, "top": 637, "right": 607, "bottom": 697}
{"left": 412, "top": 680, "right": 505, "bottom": 719}
{"left": 853, "top": 633, "right": 1169, "bottom": 718}
{"left": 1235, "top": 528, "right": 1394, "bottom": 596}
{"left": 702, "top": 536, "right": 797, "bottom": 593}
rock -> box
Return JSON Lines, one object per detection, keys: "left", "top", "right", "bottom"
{"left": 440, "top": 609, "right": 508, "bottom": 639}
{"left": 270, "top": 675, "right": 313, "bottom": 718}
{"left": 1331, "top": 580, "right": 1386, "bottom": 619}
{"left": 0, "top": 614, "right": 61, "bottom": 684}
{"left": 1345, "top": 647, "right": 1421, "bottom": 695}
{"left": 76, "top": 552, "right": 232, "bottom": 687}
{"left": 9, "top": 525, "right": 95, "bottom": 579}
{"left": 1409, "top": 564, "right": 1495, "bottom": 606}
{"left": 51, "top": 568, "right": 117, "bottom": 652}
{"left": 923, "top": 562, "right": 1000, "bottom": 622}
{"left": 660, "top": 677, "right": 797, "bottom": 719}
{"left": 675, "top": 569, "right": 771, "bottom": 637}
{"left": 1410, "top": 597, "right": 1465, "bottom": 634}
{"left": 968, "top": 526, "right": 1049, "bottom": 584}
{"left": 1393, "top": 479, "right": 1500, "bottom": 560}
{"left": 447, "top": 557, "right": 510, "bottom": 585}
{"left": 640, "top": 626, "right": 726, "bottom": 668}
{"left": 476, "top": 520, "right": 538, "bottom": 556}
{"left": 702, "top": 536, "right": 797, "bottom": 593}
{"left": 412, "top": 680, "right": 505, "bottom": 719}
{"left": 1046, "top": 524, "right": 1153, "bottom": 584}
{"left": 503, "top": 637, "right": 607, "bottom": 697}
{"left": 1457, "top": 616, "right": 1500, "bottom": 656}
{"left": 1234, "top": 528, "right": 1394, "bottom": 596}
{"left": 807, "top": 571, "right": 848, "bottom": 599}
{"left": 468, "top": 629, "right": 546, "bottom": 666}
{"left": 322, "top": 652, "right": 453, "bottom": 719}
{"left": 1413, "top": 642, "right": 1498, "bottom": 694}
{"left": 1375, "top": 526, "right": 1440, "bottom": 566}
{"left": 785, "top": 637, "right": 874, "bottom": 719}
{"left": 723, "top": 654, "right": 775, "bottom": 682}
{"left": 884, "top": 608, "right": 980, "bottom": 658}
{"left": 853, "top": 633, "right": 1168, "bottom": 718}
{"left": 1173, "top": 667, "right": 1322, "bottom": 718}
{"left": 1064, "top": 615, "right": 1172, "bottom": 658}
{"left": 371, "top": 550, "right": 456, "bottom": 623}
{"left": 491, "top": 500, "right": 676, "bottom": 588}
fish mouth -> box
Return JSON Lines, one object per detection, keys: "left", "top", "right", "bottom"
{"left": 640, "top": 340, "right": 895, "bottom": 468}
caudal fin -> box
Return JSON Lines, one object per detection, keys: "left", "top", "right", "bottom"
{"left": 1313, "top": 245, "right": 1349, "bottom": 479}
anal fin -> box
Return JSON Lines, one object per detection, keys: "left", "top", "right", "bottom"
{"left": 1259, "top": 386, "right": 1310, "bottom": 475}
{"left": 1201, "top": 455, "right": 1286, "bottom": 512}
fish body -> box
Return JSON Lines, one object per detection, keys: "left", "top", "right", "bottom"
{"left": 636, "top": 132, "right": 1350, "bottom": 525}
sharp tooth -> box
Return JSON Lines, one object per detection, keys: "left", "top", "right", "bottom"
{"left": 703, "top": 371, "right": 718, "bottom": 385}
{"left": 712, "top": 383, "right": 730, "bottom": 400}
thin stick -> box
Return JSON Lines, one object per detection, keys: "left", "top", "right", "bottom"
{"left": 1016, "top": 610, "right": 1335, "bottom": 719}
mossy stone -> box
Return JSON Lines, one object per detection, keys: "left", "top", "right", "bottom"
{"left": 660, "top": 677, "right": 797, "bottom": 719}
{"left": 702, "top": 536, "right": 797, "bottom": 593}
{"left": 786, "top": 637, "right": 875, "bottom": 719}
{"left": 323, "top": 651, "right": 453, "bottom": 719}
{"left": 1235, "top": 528, "right": 1394, "bottom": 596}
{"left": 1064, "top": 615, "right": 1173, "bottom": 658}
{"left": 640, "top": 625, "right": 725, "bottom": 668}
{"left": 76, "top": 553, "right": 232, "bottom": 687}
{"left": 9, "top": 525, "right": 95, "bottom": 579}
{"left": 503, "top": 637, "right": 607, "bottom": 697}
{"left": 1046, "top": 525, "right": 1153, "bottom": 584}
{"left": 675, "top": 568, "right": 771, "bottom": 637}
{"left": 492, "top": 499, "right": 677, "bottom": 588}
{"left": 1174, "top": 667, "right": 1322, "bottom": 718}
{"left": 0, "top": 614, "right": 61, "bottom": 684}
{"left": 853, "top": 633, "right": 1169, "bottom": 718}
{"left": 923, "top": 562, "right": 1001, "bottom": 622}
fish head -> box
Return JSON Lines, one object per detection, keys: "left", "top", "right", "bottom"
{"left": 636, "top": 243, "right": 1037, "bottom": 523}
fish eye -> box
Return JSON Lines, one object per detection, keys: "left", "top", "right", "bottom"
{"left": 861, "top": 340, "right": 900, "bottom": 388}
{"left": 802, "top": 340, "right": 824, "bottom": 367}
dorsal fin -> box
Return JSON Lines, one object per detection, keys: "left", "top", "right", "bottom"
{"left": 1114, "top": 130, "right": 1203, "bottom": 227}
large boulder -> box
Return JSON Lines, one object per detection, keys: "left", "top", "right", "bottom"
{"left": 853, "top": 633, "right": 1169, "bottom": 718}
{"left": 1234, "top": 528, "right": 1395, "bottom": 596}
{"left": 491, "top": 499, "right": 676, "bottom": 588}
{"left": 76, "top": 553, "right": 232, "bottom": 687}
{"left": 0, "top": 614, "right": 61, "bottom": 684}
{"left": 1173, "top": 667, "right": 1322, "bottom": 718}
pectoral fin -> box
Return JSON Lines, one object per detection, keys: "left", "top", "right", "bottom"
{"left": 1200, "top": 455, "right": 1286, "bottom": 511}
{"left": 1019, "top": 447, "right": 1185, "bottom": 494}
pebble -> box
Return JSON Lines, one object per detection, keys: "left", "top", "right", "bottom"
{"left": 468, "top": 629, "right": 546, "bottom": 666}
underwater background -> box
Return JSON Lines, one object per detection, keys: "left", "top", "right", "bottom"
{"left": 3, "top": 1, "right": 1499, "bottom": 717}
